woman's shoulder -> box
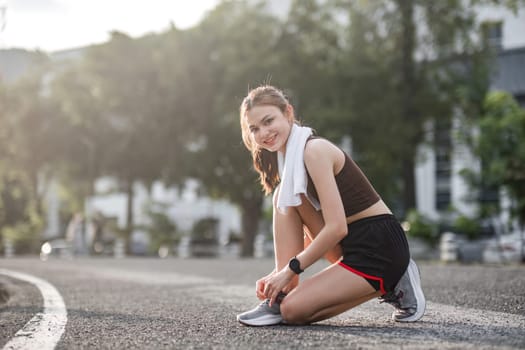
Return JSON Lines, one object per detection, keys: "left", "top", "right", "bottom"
{"left": 304, "top": 137, "right": 343, "bottom": 164}
{"left": 305, "top": 136, "right": 339, "bottom": 152}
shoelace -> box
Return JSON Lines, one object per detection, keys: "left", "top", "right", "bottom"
{"left": 379, "top": 290, "right": 403, "bottom": 309}
{"left": 261, "top": 292, "right": 286, "bottom": 311}
{"left": 260, "top": 292, "right": 286, "bottom": 308}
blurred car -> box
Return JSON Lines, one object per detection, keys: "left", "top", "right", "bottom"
{"left": 40, "top": 237, "right": 116, "bottom": 260}
{"left": 177, "top": 235, "right": 218, "bottom": 258}
{"left": 40, "top": 239, "right": 73, "bottom": 260}
{"left": 483, "top": 231, "right": 524, "bottom": 264}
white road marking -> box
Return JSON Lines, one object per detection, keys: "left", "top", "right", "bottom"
{"left": 0, "top": 269, "right": 67, "bottom": 350}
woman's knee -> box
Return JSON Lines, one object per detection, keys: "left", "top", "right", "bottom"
{"left": 280, "top": 297, "right": 309, "bottom": 325}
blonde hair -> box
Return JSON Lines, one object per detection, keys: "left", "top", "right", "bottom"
{"left": 239, "top": 85, "right": 294, "bottom": 195}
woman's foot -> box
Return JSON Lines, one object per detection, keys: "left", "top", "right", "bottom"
{"left": 380, "top": 259, "right": 426, "bottom": 322}
{"left": 237, "top": 299, "right": 282, "bottom": 326}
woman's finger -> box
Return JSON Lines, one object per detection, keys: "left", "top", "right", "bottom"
{"left": 256, "top": 280, "right": 264, "bottom": 293}
{"left": 264, "top": 283, "right": 273, "bottom": 298}
{"left": 269, "top": 291, "right": 278, "bottom": 307}
{"left": 256, "top": 282, "right": 267, "bottom": 299}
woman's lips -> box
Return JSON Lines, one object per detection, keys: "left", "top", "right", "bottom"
{"left": 264, "top": 134, "right": 277, "bottom": 146}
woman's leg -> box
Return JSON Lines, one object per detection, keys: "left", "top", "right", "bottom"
{"left": 271, "top": 191, "right": 304, "bottom": 291}
{"left": 280, "top": 195, "right": 376, "bottom": 324}
{"left": 272, "top": 194, "right": 377, "bottom": 324}
{"left": 280, "top": 263, "right": 382, "bottom": 324}
{"left": 272, "top": 193, "right": 342, "bottom": 291}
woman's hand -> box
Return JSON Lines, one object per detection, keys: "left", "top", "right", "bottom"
{"left": 255, "top": 271, "right": 275, "bottom": 300}
{"left": 263, "top": 267, "right": 295, "bottom": 307}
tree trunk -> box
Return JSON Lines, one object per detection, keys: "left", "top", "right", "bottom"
{"left": 30, "top": 170, "right": 43, "bottom": 216}
{"left": 399, "top": 0, "right": 417, "bottom": 214}
{"left": 517, "top": 188, "right": 525, "bottom": 264}
{"left": 402, "top": 157, "right": 416, "bottom": 214}
{"left": 240, "top": 195, "right": 263, "bottom": 257}
{"left": 520, "top": 225, "right": 525, "bottom": 264}
{"left": 125, "top": 179, "right": 134, "bottom": 254}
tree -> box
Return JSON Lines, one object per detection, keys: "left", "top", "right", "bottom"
{"left": 0, "top": 168, "right": 43, "bottom": 253}
{"left": 271, "top": 0, "right": 342, "bottom": 126}
{"left": 50, "top": 62, "right": 113, "bottom": 201}
{"left": 475, "top": 92, "right": 525, "bottom": 224}
{"left": 182, "top": 1, "right": 283, "bottom": 257}
{"left": 0, "top": 68, "right": 53, "bottom": 253}
{"left": 329, "top": 0, "right": 504, "bottom": 215}
{"left": 6, "top": 69, "right": 63, "bottom": 216}
{"left": 50, "top": 33, "right": 175, "bottom": 251}
{"left": 325, "top": 1, "right": 408, "bottom": 202}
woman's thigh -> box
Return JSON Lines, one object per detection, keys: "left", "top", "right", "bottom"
{"left": 280, "top": 263, "right": 380, "bottom": 324}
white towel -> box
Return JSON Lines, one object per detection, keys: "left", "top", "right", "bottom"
{"left": 276, "top": 124, "right": 321, "bottom": 213}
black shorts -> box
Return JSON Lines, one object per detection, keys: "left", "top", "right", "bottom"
{"left": 338, "top": 214, "right": 410, "bottom": 295}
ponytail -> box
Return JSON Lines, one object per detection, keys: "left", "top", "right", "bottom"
{"left": 253, "top": 148, "right": 279, "bottom": 195}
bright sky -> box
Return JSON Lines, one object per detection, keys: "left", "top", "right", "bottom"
{"left": 0, "top": 0, "right": 220, "bottom": 52}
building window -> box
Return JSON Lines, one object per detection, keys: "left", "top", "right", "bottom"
{"left": 481, "top": 21, "right": 503, "bottom": 50}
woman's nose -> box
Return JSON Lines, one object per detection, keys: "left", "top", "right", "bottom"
{"left": 261, "top": 126, "right": 271, "bottom": 137}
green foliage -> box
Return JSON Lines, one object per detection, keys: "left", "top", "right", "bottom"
{"left": 475, "top": 91, "right": 525, "bottom": 223}
{"left": 330, "top": 0, "right": 494, "bottom": 214}
{"left": 61, "top": 33, "right": 172, "bottom": 185}
{"left": 2, "top": 219, "right": 43, "bottom": 254}
{"left": 0, "top": 71, "right": 50, "bottom": 254}
{"left": 144, "top": 203, "right": 178, "bottom": 254}
{"left": 0, "top": 168, "right": 43, "bottom": 254}
{"left": 453, "top": 215, "right": 482, "bottom": 240}
{"left": 478, "top": 92, "right": 525, "bottom": 180}
{"left": 405, "top": 209, "right": 439, "bottom": 246}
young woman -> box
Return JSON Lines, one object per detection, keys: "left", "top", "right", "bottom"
{"left": 236, "top": 85, "right": 425, "bottom": 326}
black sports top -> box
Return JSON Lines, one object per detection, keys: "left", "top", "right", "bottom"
{"left": 306, "top": 139, "right": 380, "bottom": 217}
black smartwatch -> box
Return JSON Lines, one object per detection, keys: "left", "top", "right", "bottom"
{"left": 288, "top": 256, "right": 304, "bottom": 274}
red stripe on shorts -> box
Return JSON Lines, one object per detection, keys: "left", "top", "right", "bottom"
{"left": 338, "top": 261, "right": 386, "bottom": 294}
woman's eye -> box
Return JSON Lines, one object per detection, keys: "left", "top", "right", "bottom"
{"left": 264, "top": 118, "right": 273, "bottom": 125}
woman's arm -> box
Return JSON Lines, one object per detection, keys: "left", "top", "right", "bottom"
{"left": 294, "top": 139, "right": 348, "bottom": 270}
{"left": 303, "top": 233, "right": 342, "bottom": 264}
{"left": 264, "top": 139, "right": 348, "bottom": 305}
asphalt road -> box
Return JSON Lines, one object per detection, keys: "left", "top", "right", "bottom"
{"left": 1, "top": 257, "right": 524, "bottom": 349}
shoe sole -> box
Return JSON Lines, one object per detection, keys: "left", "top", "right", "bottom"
{"left": 237, "top": 314, "right": 282, "bottom": 326}
{"left": 394, "top": 259, "right": 426, "bottom": 322}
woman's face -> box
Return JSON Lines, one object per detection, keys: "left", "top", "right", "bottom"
{"left": 245, "top": 104, "right": 292, "bottom": 153}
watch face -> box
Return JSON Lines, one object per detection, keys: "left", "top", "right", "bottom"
{"left": 291, "top": 259, "right": 299, "bottom": 269}
{"left": 290, "top": 258, "right": 302, "bottom": 273}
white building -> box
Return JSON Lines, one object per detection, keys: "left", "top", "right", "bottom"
{"left": 415, "top": 7, "right": 525, "bottom": 228}
{"left": 83, "top": 178, "right": 241, "bottom": 254}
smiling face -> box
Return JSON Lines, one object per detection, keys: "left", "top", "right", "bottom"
{"left": 245, "top": 104, "right": 293, "bottom": 153}
{"left": 239, "top": 85, "right": 294, "bottom": 194}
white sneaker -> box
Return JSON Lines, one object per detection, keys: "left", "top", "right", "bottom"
{"left": 380, "top": 259, "right": 426, "bottom": 322}
{"left": 237, "top": 299, "right": 282, "bottom": 326}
